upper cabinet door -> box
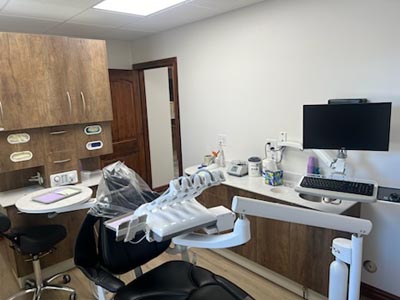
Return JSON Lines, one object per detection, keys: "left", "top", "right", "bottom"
{"left": 0, "top": 33, "right": 112, "bottom": 131}
{"left": 72, "top": 39, "right": 113, "bottom": 123}
{"left": 39, "top": 36, "right": 80, "bottom": 126}
{"left": 0, "top": 33, "right": 48, "bottom": 131}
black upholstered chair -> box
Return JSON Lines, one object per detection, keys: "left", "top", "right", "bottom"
{"left": 0, "top": 212, "right": 76, "bottom": 300}
{"left": 75, "top": 213, "right": 254, "bottom": 300}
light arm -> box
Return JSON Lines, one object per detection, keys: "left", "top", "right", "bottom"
{"left": 232, "top": 196, "right": 372, "bottom": 236}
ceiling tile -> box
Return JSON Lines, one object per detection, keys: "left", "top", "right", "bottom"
{"left": 121, "top": 3, "right": 218, "bottom": 32}
{"left": 0, "top": 0, "right": 266, "bottom": 40}
{"left": 190, "top": 0, "right": 264, "bottom": 12}
{"left": 2, "top": 0, "right": 103, "bottom": 21}
{"left": 0, "top": 14, "right": 60, "bottom": 33}
{"left": 0, "top": 0, "right": 9, "bottom": 10}
{"left": 48, "top": 22, "right": 148, "bottom": 40}
{"left": 69, "top": 8, "right": 145, "bottom": 29}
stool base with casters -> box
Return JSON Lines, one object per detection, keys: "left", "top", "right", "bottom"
{"left": 6, "top": 251, "right": 76, "bottom": 300}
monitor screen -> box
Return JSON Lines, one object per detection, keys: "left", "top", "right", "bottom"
{"left": 303, "top": 102, "right": 392, "bottom": 151}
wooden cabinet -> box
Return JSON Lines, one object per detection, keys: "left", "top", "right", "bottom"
{"left": 41, "top": 37, "right": 112, "bottom": 126}
{"left": 41, "top": 36, "right": 79, "bottom": 126}
{"left": 198, "top": 185, "right": 360, "bottom": 296}
{"left": 257, "top": 218, "right": 291, "bottom": 277}
{"left": 0, "top": 33, "right": 48, "bottom": 130}
{"left": 0, "top": 129, "right": 45, "bottom": 172}
{"left": 0, "top": 33, "right": 112, "bottom": 131}
{"left": 72, "top": 39, "right": 113, "bottom": 123}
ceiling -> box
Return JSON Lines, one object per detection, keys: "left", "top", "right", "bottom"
{"left": 0, "top": 0, "right": 265, "bottom": 40}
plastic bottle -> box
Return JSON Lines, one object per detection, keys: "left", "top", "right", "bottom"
{"left": 216, "top": 141, "right": 225, "bottom": 167}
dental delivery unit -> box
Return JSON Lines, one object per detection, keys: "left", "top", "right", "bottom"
{"left": 102, "top": 169, "right": 372, "bottom": 300}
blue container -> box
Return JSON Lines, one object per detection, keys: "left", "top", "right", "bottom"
{"left": 264, "top": 170, "right": 284, "bottom": 186}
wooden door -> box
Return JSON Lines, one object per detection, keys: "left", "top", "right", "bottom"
{"left": 72, "top": 38, "right": 113, "bottom": 123}
{"left": 100, "top": 70, "right": 150, "bottom": 183}
{"left": 0, "top": 33, "right": 48, "bottom": 130}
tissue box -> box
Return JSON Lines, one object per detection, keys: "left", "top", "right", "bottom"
{"left": 264, "top": 170, "right": 284, "bottom": 186}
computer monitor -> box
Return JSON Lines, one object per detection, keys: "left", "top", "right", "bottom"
{"left": 303, "top": 102, "right": 392, "bottom": 151}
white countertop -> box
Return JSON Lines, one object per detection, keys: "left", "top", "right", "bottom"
{"left": 0, "top": 171, "right": 102, "bottom": 208}
{"left": 185, "top": 165, "right": 357, "bottom": 215}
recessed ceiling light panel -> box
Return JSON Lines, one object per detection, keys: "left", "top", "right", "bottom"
{"left": 94, "top": 0, "right": 186, "bottom": 16}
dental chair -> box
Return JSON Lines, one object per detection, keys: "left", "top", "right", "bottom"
{"left": 75, "top": 162, "right": 253, "bottom": 300}
{"left": 74, "top": 208, "right": 253, "bottom": 300}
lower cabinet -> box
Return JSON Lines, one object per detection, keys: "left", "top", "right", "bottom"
{"left": 197, "top": 185, "right": 360, "bottom": 296}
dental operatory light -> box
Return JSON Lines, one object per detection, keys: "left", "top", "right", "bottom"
{"left": 94, "top": 0, "right": 186, "bottom": 16}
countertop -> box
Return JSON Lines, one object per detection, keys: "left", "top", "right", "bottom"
{"left": 185, "top": 165, "right": 357, "bottom": 215}
{"left": 0, "top": 171, "right": 102, "bottom": 208}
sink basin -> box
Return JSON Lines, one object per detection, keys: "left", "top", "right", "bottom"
{"left": 270, "top": 187, "right": 288, "bottom": 194}
{"left": 299, "top": 193, "right": 340, "bottom": 204}
{"left": 299, "top": 193, "right": 323, "bottom": 202}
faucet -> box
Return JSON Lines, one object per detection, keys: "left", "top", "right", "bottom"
{"left": 29, "top": 172, "right": 44, "bottom": 186}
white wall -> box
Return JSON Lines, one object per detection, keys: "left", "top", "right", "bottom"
{"left": 144, "top": 68, "right": 175, "bottom": 189}
{"left": 106, "top": 39, "right": 133, "bottom": 69}
{"left": 130, "top": 0, "right": 400, "bottom": 295}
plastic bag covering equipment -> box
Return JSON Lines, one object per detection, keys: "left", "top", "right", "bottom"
{"left": 90, "top": 161, "right": 158, "bottom": 218}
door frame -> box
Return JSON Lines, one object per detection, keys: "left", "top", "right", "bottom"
{"left": 132, "top": 57, "right": 183, "bottom": 190}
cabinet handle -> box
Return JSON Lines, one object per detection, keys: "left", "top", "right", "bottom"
{"left": 66, "top": 91, "right": 72, "bottom": 115}
{"left": 80, "top": 91, "right": 86, "bottom": 114}
{"left": 0, "top": 100, "right": 3, "bottom": 121}
{"left": 49, "top": 130, "right": 67, "bottom": 135}
{"left": 53, "top": 158, "right": 71, "bottom": 164}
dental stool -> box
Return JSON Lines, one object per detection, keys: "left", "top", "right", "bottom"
{"left": 75, "top": 214, "right": 254, "bottom": 300}
{"left": 0, "top": 212, "right": 76, "bottom": 300}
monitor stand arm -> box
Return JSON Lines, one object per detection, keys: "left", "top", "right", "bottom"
{"left": 330, "top": 149, "right": 347, "bottom": 175}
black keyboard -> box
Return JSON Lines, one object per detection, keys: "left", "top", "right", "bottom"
{"left": 300, "top": 176, "right": 374, "bottom": 196}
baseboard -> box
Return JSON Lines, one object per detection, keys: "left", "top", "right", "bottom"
{"left": 361, "top": 283, "right": 400, "bottom": 300}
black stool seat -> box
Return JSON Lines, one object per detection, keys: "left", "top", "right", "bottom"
{"left": 114, "top": 261, "right": 250, "bottom": 300}
{"left": 11, "top": 225, "right": 67, "bottom": 255}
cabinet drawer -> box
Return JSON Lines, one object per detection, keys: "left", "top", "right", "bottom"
{"left": 75, "top": 122, "right": 113, "bottom": 158}
{"left": 43, "top": 126, "right": 76, "bottom": 153}
{"left": 0, "top": 129, "right": 45, "bottom": 173}
{"left": 46, "top": 150, "right": 78, "bottom": 174}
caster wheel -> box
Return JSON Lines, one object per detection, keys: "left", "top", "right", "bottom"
{"left": 63, "top": 274, "right": 71, "bottom": 284}
{"left": 24, "top": 279, "right": 35, "bottom": 289}
{"left": 70, "top": 292, "right": 77, "bottom": 300}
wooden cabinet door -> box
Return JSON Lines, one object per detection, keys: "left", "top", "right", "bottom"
{"left": 72, "top": 38, "right": 113, "bottom": 123}
{"left": 0, "top": 33, "right": 48, "bottom": 131}
{"left": 39, "top": 36, "right": 80, "bottom": 126}
{"left": 289, "top": 224, "right": 335, "bottom": 295}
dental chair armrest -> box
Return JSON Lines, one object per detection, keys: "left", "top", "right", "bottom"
{"left": 77, "top": 265, "right": 125, "bottom": 293}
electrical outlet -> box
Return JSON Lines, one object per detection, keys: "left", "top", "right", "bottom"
{"left": 217, "top": 134, "right": 227, "bottom": 146}
{"left": 280, "top": 132, "right": 287, "bottom": 142}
